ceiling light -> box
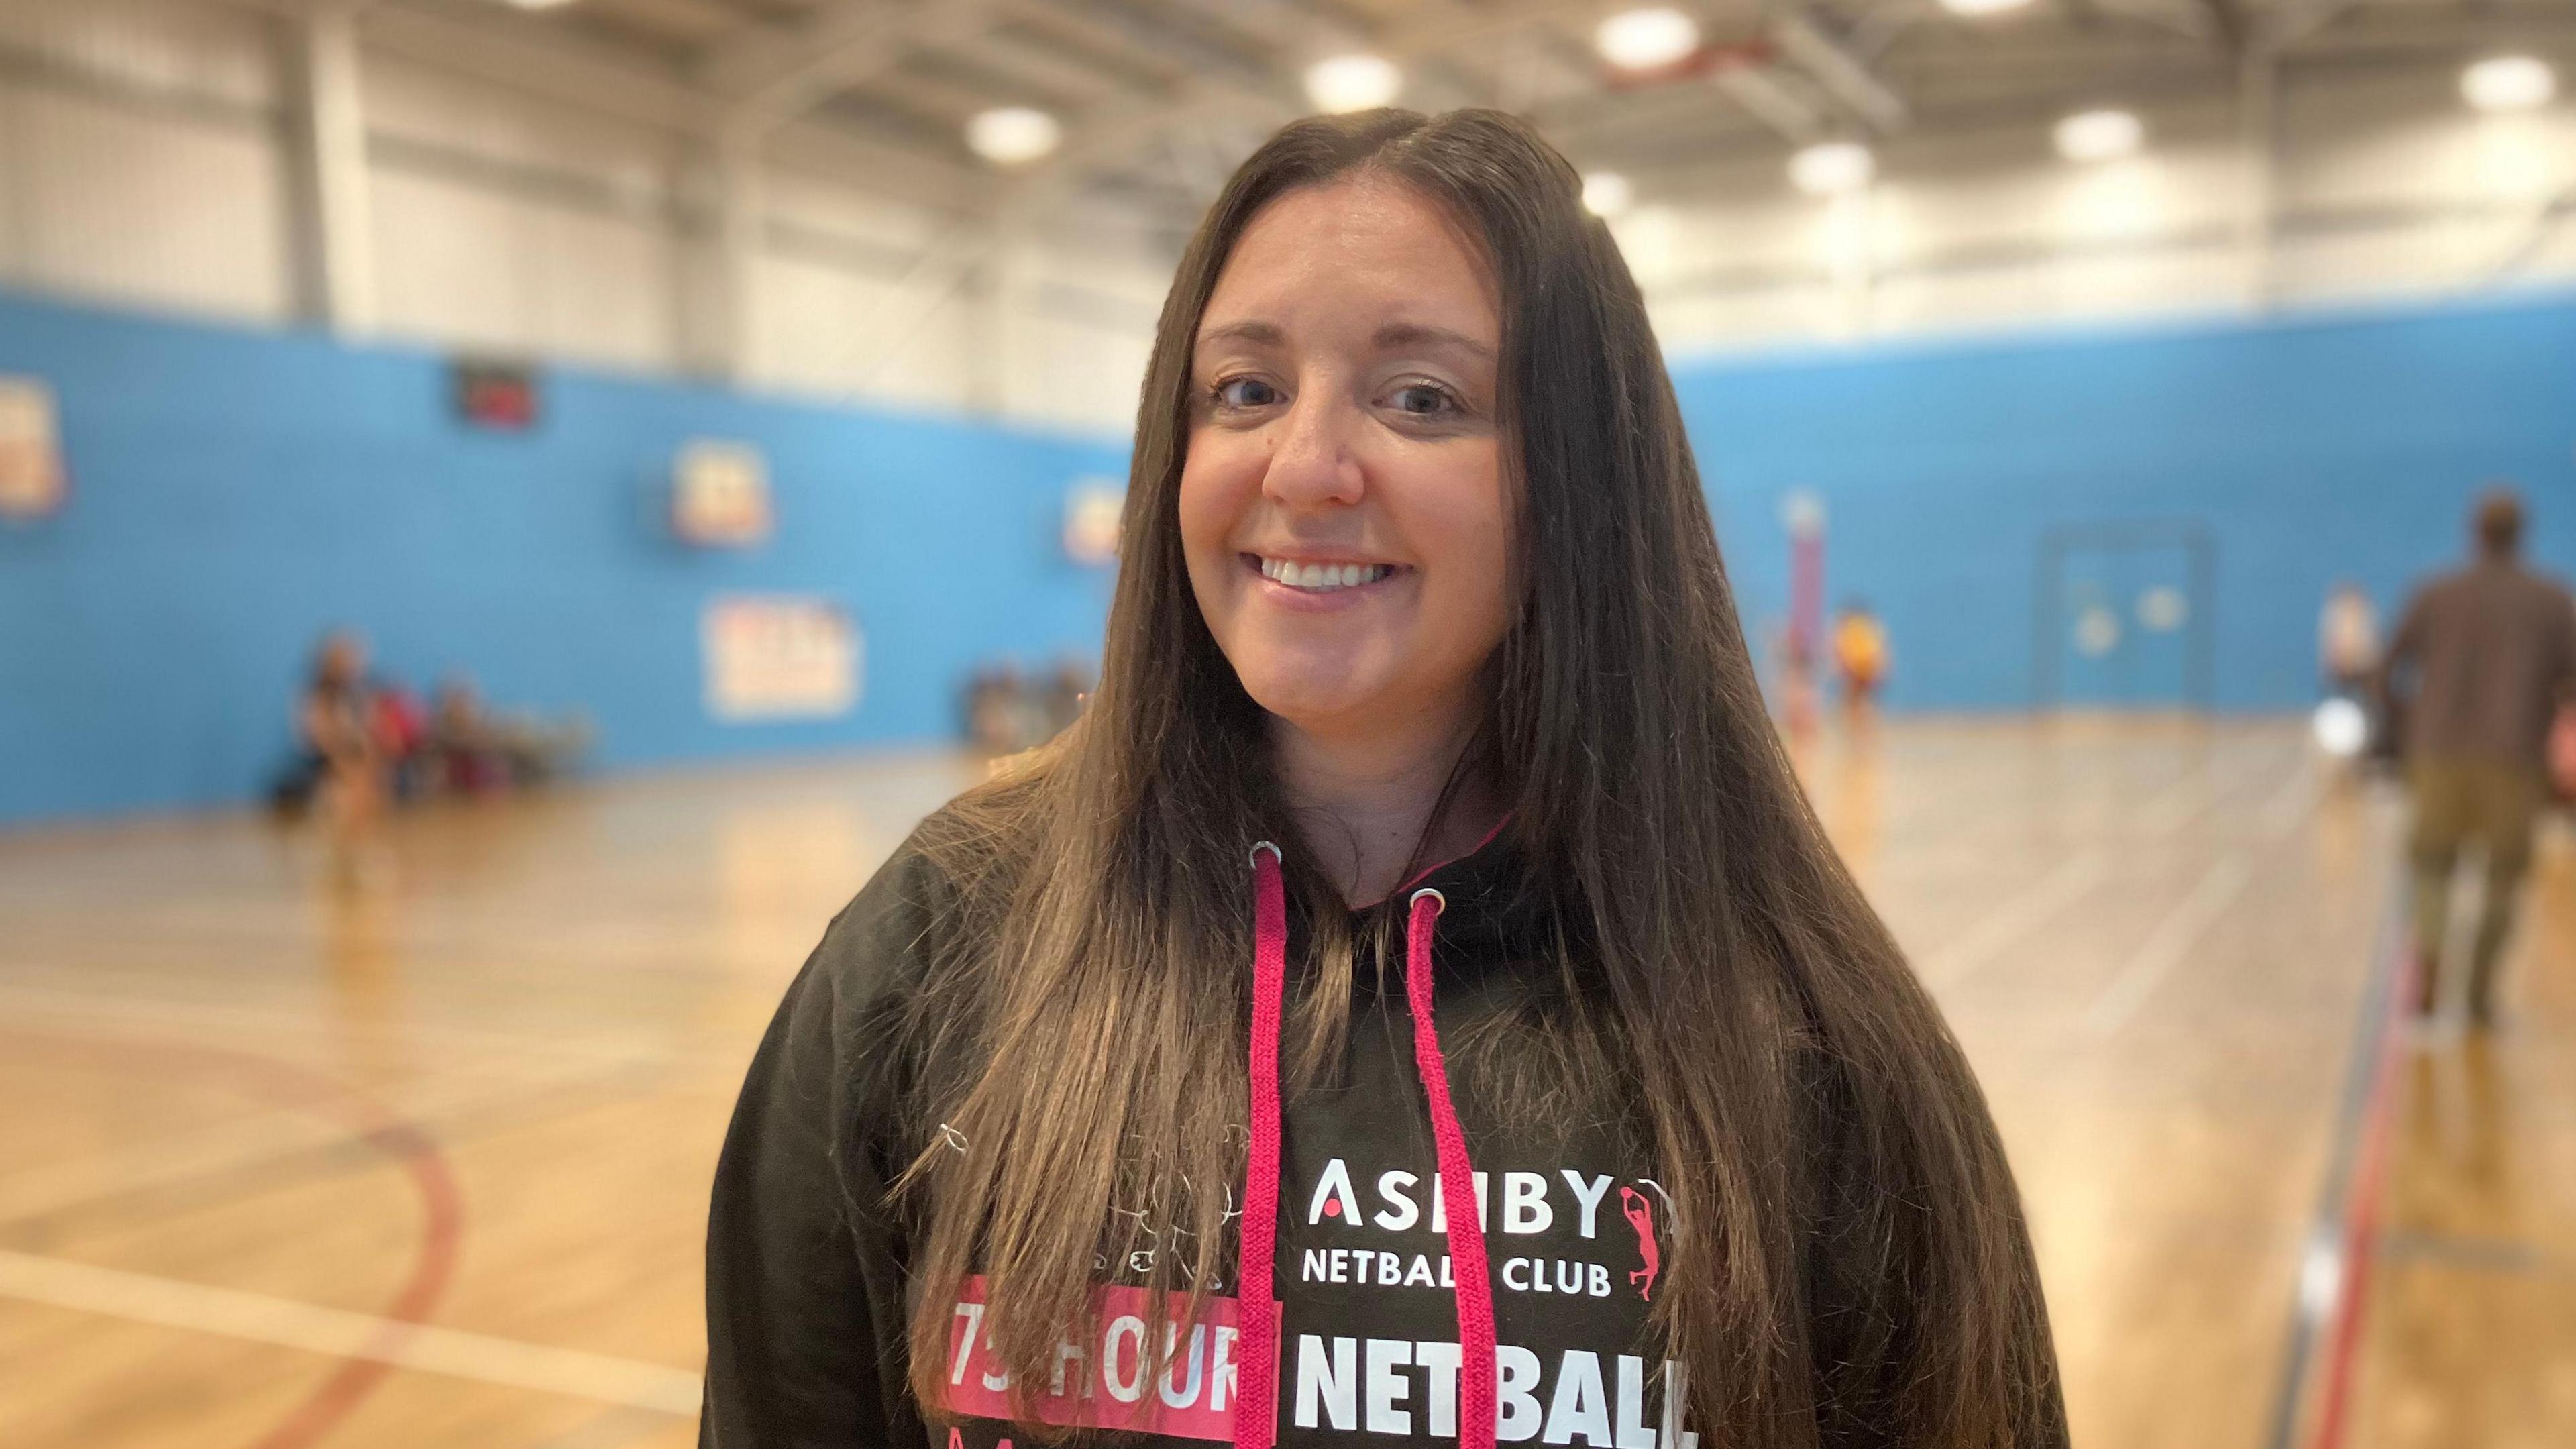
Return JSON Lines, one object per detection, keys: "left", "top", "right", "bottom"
{"left": 966, "top": 107, "right": 1059, "bottom": 165}
{"left": 1597, "top": 8, "right": 1701, "bottom": 72}
{"left": 2055, "top": 109, "right": 2144, "bottom": 162}
{"left": 502, "top": 0, "right": 580, "bottom": 10}
{"left": 1581, "top": 172, "right": 1635, "bottom": 217}
{"left": 1305, "top": 54, "right": 1402, "bottom": 114}
{"left": 2463, "top": 55, "right": 2556, "bottom": 113}
{"left": 1789, "top": 141, "right": 1874, "bottom": 195}
{"left": 1940, "top": 0, "right": 2035, "bottom": 15}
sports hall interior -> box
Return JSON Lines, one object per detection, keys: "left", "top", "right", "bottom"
{"left": 2, "top": 3, "right": 2573, "bottom": 1448}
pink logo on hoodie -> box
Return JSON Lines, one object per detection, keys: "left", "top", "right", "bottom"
{"left": 1619, "top": 1185, "right": 1661, "bottom": 1301}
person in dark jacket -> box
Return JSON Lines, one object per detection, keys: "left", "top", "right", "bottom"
{"left": 2381, "top": 489, "right": 2576, "bottom": 1026}
{"left": 703, "top": 109, "right": 2064, "bottom": 1449}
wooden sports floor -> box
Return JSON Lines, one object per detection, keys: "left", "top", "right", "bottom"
{"left": 1, "top": 718, "right": 2567, "bottom": 1449}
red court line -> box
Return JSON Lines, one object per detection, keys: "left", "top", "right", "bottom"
{"left": 2303, "top": 949, "right": 2416, "bottom": 1449}
{"left": 1, "top": 1030, "right": 465, "bottom": 1449}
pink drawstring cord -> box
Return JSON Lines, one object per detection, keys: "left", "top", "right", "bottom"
{"left": 1405, "top": 885, "right": 1498, "bottom": 1449}
{"left": 1232, "top": 847, "right": 1497, "bottom": 1449}
{"left": 1234, "top": 841, "right": 1288, "bottom": 1449}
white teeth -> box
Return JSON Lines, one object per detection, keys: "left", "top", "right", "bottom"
{"left": 1258, "top": 557, "right": 1393, "bottom": 592}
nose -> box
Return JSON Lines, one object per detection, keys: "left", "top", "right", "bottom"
{"left": 1262, "top": 388, "right": 1366, "bottom": 511}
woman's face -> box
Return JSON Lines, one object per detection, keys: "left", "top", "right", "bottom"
{"left": 1178, "top": 176, "right": 1513, "bottom": 743}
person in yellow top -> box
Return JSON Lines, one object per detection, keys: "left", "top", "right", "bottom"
{"left": 1833, "top": 598, "right": 1890, "bottom": 729}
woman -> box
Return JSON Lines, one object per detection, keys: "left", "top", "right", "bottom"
{"left": 702, "top": 109, "right": 2063, "bottom": 1449}
{"left": 283, "top": 630, "right": 389, "bottom": 849}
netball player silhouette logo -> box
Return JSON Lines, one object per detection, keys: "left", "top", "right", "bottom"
{"left": 1619, "top": 1185, "right": 1660, "bottom": 1301}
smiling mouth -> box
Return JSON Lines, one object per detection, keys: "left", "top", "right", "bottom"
{"left": 1248, "top": 554, "right": 1403, "bottom": 593}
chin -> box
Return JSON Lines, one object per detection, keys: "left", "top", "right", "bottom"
{"left": 1236, "top": 667, "right": 1385, "bottom": 733}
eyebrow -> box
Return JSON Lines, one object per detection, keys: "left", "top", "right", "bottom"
{"left": 1195, "top": 320, "right": 1284, "bottom": 350}
{"left": 1373, "top": 321, "right": 1495, "bottom": 360}
{"left": 1193, "top": 318, "right": 1497, "bottom": 359}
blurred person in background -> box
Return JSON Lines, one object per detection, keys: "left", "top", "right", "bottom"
{"left": 1772, "top": 616, "right": 1823, "bottom": 745}
{"left": 431, "top": 675, "right": 509, "bottom": 794}
{"left": 1833, "top": 597, "right": 1890, "bottom": 733}
{"left": 1037, "top": 657, "right": 1092, "bottom": 739}
{"left": 373, "top": 675, "right": 431, "bottom": 799}
{"left": 2319, "top": 580, "right": 2379, "bottom": 699}
{"left": 2380, "top": 490, "right": 2576, "bottom": 1028}
{"left": 282, "top": 629, "right": 388, "bottom": 867}
{"left": 2320, "top": 580, "right": 2387, "bottom": 771}
{"left": 963, "top": 663, "right": 1036, "bottom": 757}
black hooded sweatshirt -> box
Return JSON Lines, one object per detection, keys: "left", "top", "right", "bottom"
{"left": 700, "top": 815, "right": 2064, "bottom": 1449}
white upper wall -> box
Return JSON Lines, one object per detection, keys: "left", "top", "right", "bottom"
{"left": 0, "top": 0, "right": 1168, "bottom": 436}
{"left": 0, "top": 0, "right": 2571, "bottom": 433}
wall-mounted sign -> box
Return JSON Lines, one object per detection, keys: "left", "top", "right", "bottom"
{"left": 452, "top": 358, "right": 541, "bottom": 431}
{"left": 702, "top": 595, "right": 860, "bottom": 722}
{"left": 1063, "top": 476, "right": 1124, "bottom": 565}
{"left": 673, "top": 439, "right": 772, "bottom": 547}
{"left": 0, "top": 376, "right": 67, "bottom": 521}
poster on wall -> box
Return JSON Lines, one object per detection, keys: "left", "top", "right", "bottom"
{"left": 702, "top": 595, "right": 861, "bottom": 722}
{"left": 0, "top": 376, "right": 68, "bottom": 522}
{"left": 672, "top": 439, "right": 773, "bottom": 547}
{"left": 1063, "top": 476, "right": 1124, "bottom": 565}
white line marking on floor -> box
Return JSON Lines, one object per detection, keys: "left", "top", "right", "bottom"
{"left": 0, "top": 1249, "right": 702, "bottom": 1415}
{"left": 2259, "top": 758, "right": 2327, "bottom": 841}
{"left": 2136, "top": 784, "right": 2212, "bottom": 841}
{"left": 2086, "top": 854, "right": 2259, "bottom": 1034}
{"left": 1921, "top": 852, "right": 2112, "bottom": 987}
{"left": 2137, "top": 738, "right": 2304, "bottom": 843}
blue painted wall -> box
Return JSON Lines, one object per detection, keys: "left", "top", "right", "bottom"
{"left": 0, "top": 291, "right": 1124, "bottom": 826}
{"left": 9, "top": 285, "right": 2576, "bottom": 824}
{"left": 1677, "top": 296, "right": 2576, "bottom": 713}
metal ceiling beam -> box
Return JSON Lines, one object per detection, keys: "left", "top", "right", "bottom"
{"left": 1023, "top": 0, "right": 1582, "bottom": 189}
{"left": 1014, "top": 0, "right": 1277, "bottom": 87}
{"left": 860, "top": 66, "right": 1006, "bottom": 124}
{"left": 363, "top": 2, "right": 714, "bottom": 133}
{"left": 1772, "top": 11, "right": 1910, "bottom": 133}
{"left": 2277, "top": 8, "right": 2576, "bottom": 57}
{"left": 965, "top": 27, "right": 1138, "bottom": 105}
{"left": 1000, "top": 0, "right": 1195, "bottom": 85}
{"left": 608, "top": 0, "right": 761, "bottom": 44}
{"left": 2083, "top": 0, "right": 2220, "bottom": 43}
{"left": 700, "top": 0, "right": 1008, "bottom": 130}
{"left": 2200, "top": 0, "right": 2251, "bottom": 52}
{"left": 2265, "top": 0, "right": 2361, "bottom": 48}
{"left": 324, "top": 2, "right": 986, "bottom": 206}
{"left": 1714, "top": 61, "right": 1832, "bottom": 142}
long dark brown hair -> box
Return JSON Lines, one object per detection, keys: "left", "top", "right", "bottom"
{"left": 897, "top": 109, "right": 2061, "bottom": 1448}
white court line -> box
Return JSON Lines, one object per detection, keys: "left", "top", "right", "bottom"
{"left": 2084, "top": 854, "right": 2259, "bottom": 1034}
{"left": 2135, "top": 781, "right": 2214, "bottom": 841}
{"left": 2136, "top": 738, "right": 2306, "bottom": 843}
{"left": 0, "top": 1249, "right": 702, "bottom": 1415}
{"left": 1920, "top": 852, "right": 2112, "bottom": 988}
{"left": 2258, "top": 757, "right": 2327, "bottom": 841}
